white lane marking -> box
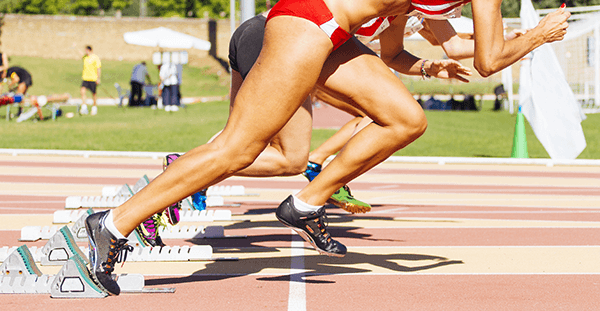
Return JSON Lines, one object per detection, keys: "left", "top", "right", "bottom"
{"left": 288, "top": 232, "right": 306, "bottom": 311}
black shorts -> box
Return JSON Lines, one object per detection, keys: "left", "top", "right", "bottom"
{"left": 81, "top": 80, "right": 97, "bottom": 94}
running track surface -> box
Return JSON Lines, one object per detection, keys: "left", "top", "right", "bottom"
{"left": 1, "top": 154, "right": 599, "bottom": 310}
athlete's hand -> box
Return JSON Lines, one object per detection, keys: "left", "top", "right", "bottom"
{"left": 505, "top": 29, "right": 528, "bottom": 41}
{"left": 536, "top": 5, "right": 570, "bottom": 43}
{"left": 427, "top": 59, "right": 472, "bottom": 83}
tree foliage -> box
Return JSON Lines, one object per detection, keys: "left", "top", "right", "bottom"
{"left": 0, "top": 0, "right": 131, "bottom": 15}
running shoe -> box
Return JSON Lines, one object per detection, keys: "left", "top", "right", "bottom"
{"left": 328, "top": 185, "right": 371, "bottom": 214}
{"left": 191, "top": 188, "right": 207, "bottom": 211}
{"left": 162, "top": 153, "right": 182, "bottom": 225}
{"left": 302, "top": 161, "right": 322, "bottom": 182}
{"left": 134, "top": 214, "right": 166, "bottom": 247}
{"left": 85, "top": 211, "right": 133, "bottom": 296}
{"left": 276, "top": 195, "right": 346, "bottom": 257}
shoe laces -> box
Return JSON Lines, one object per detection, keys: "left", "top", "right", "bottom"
{"left": 301, "top": 209, "right": 331, "bottom": 241}
{"left": 103, "top": 238, "right": 133, "bottom": 273}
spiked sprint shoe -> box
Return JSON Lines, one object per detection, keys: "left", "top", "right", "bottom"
{"left": 302, "top": 161, "right": 322, "bottom": 182}
{"left": 328, "top": 185, "right": 371, "bottom": 214}
{"left": 134, "top": 214, "right": 166, "bottom": 247}
{"left": 276, "top": 195, "right": 346, "bottom": 257}
{"left": 162, "top": 153, "right": 183, "bottom": 225}
{"left": 85, "top": 211, "right": 133, "bottom": 296}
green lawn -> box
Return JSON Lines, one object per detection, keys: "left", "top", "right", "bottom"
{"left": 1, "top": 101, "right": 598, "bottom": 159}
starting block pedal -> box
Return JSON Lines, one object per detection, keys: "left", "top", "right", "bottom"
{"left": 131, "top": 175, "right": 150, "bottom": 194}
{"left": 70, "top": 209, "right": 93, "bottom": 241}
{"left": 50, "top": 254, "right": 173, "bottom": 298}
{"left": 0, "top": 245, "right": 55, "bottom": 294}
{"left": 0, "top": 245, "right": 43, "bottom": 277}
{"left": 50, "top": 254, "right": 107, "bottom": 298}
{"left": 41, "top": 226, "right": 89, "bottom": 266}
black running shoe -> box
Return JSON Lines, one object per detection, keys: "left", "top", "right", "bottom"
{"left": 85, "top": 211, "right": 133, "bottom": 296}
{"left": 276, "top": 195, "right": 346, "bottom": 257}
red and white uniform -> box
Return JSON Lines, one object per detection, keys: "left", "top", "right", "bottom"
{"left": 267, "top": 0, "right": 471, "bottom": 49}
{"left": 355, "top": 0, "right": 471, "bottom": 43}
{"left": 267, "top": 0, "right": 352, "bottom": 50}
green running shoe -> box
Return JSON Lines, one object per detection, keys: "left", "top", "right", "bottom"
{"left": 327, "top": 185, "right": 371, "bottom": 214}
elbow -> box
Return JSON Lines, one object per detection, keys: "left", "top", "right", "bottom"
{"left": 474, "top": 60, "right": 497, "bottom": 78}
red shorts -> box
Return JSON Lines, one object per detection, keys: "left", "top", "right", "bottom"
{"left": 266, "top": 0, "right": 352, "bottom": 50}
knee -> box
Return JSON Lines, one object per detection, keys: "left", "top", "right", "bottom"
{"left": 282, "top": 154, "right": 309, "bottom": 176}
{"left": 214, "top": 140, "right": 268, "bottom": 173}
{"left": 389, "top": 104, "right": 428, "bottom": 143}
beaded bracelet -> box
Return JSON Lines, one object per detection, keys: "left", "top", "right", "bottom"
{"left": 420, "top": 59, "right": 431, "bottom": 79}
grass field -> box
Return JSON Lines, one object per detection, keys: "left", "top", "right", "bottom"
{"left": 1, "top": 101, "right": 598, "bottom": 159}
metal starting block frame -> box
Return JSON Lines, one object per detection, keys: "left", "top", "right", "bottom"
{"left": 20, "top": 223, "right": 229, "bottom": 242}
{"left": 0, "top": 246, "right": 175, "bottom": 297}
{"left": 41, "top": 226, "right": 89, "bottom": 266}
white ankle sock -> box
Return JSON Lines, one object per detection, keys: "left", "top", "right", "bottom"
{"left": 292, "top": 195, "right": 321, "bottom": 212}
{"left": 104, "top": 210, "right": 127, "bottom": 240}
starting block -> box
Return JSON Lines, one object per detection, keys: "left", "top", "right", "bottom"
{"left": 127, "top": 245, "right": 213, "bottom": 261}
{"left": 53, "top": 209, "right": 94, "bottom": 224}
{"left": 207, "top": 185, "right": 246, "bottom": 196}
{"left": 65, "top": 195, "right": 131, "bottom": 209}
{"left": 70, "top": 209, "right": 93, "bottom": 241}
{"left": 0, "top": 246, "right": 43, "bottom": 263}
{"left": 0, "top": 245, "right": 43, "bottom": 277}
{"left": 158, "top": 225, "right": 225, "bottom": 239}
{"left": 41, "top": 226, "right": 89, "bottom": 266}
{"left": 131, "top": 175, "right": 150, "bottom": 194}
{"left": 0, "top": 245, "right": 53, "bottom": 294}
{"left": 179, "top": 209, "right": 232, "bottom": 222}
{"left": 50, "top": 254, "right": 108, "bottom": 298}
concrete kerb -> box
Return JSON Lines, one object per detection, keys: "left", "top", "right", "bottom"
{"left": 1, "top": 148, "right": 600, "bottom": 167}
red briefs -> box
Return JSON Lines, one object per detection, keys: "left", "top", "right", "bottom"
{"left": 266, "top": 0, "right": 352, "bottom": 50}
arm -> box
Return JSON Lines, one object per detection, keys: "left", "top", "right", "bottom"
{"left": 379, "top": 16, "right": 472, "bottom": 82}
{"left": 471, "top": 0, "right": 569, "bottom": 77}
{"left": 421, "top": 19, "right": 475, "bottom": 60}
{"left": 97, "top": 67, "right": 101, "bottom": 84}
{"left": 0, "top": 54, "right": 9, "bottom": 72}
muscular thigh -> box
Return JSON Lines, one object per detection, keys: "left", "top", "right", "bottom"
{"left": 218, "top": 16, "right": 332, "bottom": 149}
{"left": 317, "top": 37, "right": 421, "bottom": 127}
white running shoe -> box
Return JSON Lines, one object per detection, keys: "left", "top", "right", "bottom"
{"left": 165, "top": 105, "right": 171, "bottom": 112}
{"left": 80, "top": 104, "right": 89, "bottom": 115}
{"left": 171, "top": 105, "right": 179, "bottom": 112}
{"left": 91, "top": 106, "right": 98, "bottom": 116}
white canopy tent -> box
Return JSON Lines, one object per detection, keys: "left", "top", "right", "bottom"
{"left": 123, "top": 27, "right": 211, "bottom": 51}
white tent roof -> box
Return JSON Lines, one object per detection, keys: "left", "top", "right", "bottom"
{"left": 123, "top": 27, "right": 211, "bottom": 50}
{"left": 406, "top": 17, "right": 475, "bottom": 41}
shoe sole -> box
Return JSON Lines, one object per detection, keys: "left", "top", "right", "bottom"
{"left": 276, "top": 215, "right": 345, "bottom": 258}
{"left": 327, "top": 198, "right": 371, "bottom": 214}
{"left": 84, "top": 220, "right": 114, "bottom": 296}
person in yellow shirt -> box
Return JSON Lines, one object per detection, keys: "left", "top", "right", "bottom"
{"left": 80, "top": 46, "right": 101, "bottom": 115}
